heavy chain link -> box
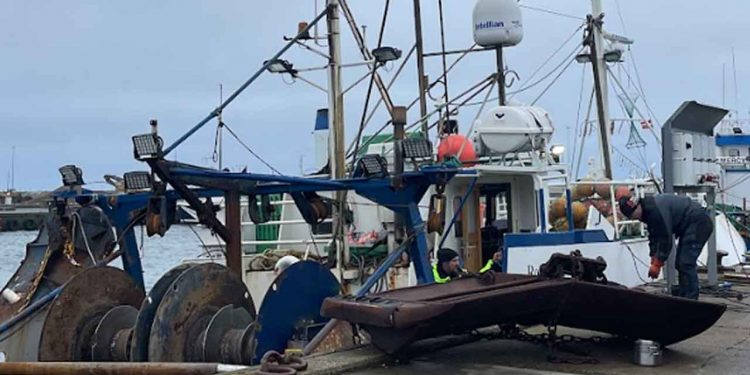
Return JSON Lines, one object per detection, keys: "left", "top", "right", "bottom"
{"left": 475, "top": 325, "right": 626, "bottom": 365}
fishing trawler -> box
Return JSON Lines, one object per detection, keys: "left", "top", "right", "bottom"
{"left": 0, "top": 1, "right": 740, "bottom": 373}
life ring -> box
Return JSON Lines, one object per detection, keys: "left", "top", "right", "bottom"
{"left": 22, "top": 219, "right": 37, "bottom": 231}
{"left": 4, "top": 219, "right": 19, "bottom": 231}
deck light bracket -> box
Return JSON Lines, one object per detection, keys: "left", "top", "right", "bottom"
{"left": 132, "top": 133, "right": 163, "bottom": 161}
{"left": 123, "top": 171, "right": 153, "bottom": 192}
{"left": 353, "top": 154, "right": 389, "bottom": 179}
{"left": 59, "top": 165, "right": 84, "bottom": 187}
{"left": 402, "top": 138, "right": 433, "bottom": 159}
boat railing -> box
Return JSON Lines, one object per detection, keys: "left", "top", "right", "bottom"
{"left": 568, "top": 179, "right": 654, "bottom": 240}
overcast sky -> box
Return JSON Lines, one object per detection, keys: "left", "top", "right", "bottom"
{"left": 1, "top": 0, "right": 747, "bottom": 190}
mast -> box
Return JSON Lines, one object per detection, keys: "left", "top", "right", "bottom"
{"left": 496, "top": 47, "right": 506, "bottom": 105}
{"left": 326, "top": 0, "right": 347, "bottom": 273}
{"left": 588, "top": 0, "right": 614, "bottom": 179}
{"left": 412, "top": 0, "right": 429, "bottom": 134}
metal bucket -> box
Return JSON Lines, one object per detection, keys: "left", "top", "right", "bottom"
{"left": 633, "top": 339, "right": 662, "bottom": 366}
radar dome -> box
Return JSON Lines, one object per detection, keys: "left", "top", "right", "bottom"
{"left": 472, "top": 0, "right": 523, "bottom": 47}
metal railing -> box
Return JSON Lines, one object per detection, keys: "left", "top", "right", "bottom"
{"left": 567, "top": 179, "right": 655, "bottom": 239}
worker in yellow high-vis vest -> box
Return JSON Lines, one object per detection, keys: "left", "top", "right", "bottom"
{"left": 432, "top": 248, "right": 464, "bottom": 284}
{"left": 479, "top": 251, "right": 503, "bottom": 273}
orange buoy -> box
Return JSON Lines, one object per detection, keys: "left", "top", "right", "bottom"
{"left": 594, "top": 179, "right": 612, "bottom": 199}
{"left": 437, "top": 134, "right": 477, "bottom": 166}
{"left": 571, "top": 201, "right": 588, "bottom": 226}
{"left": 614, "top": 185, "right": 631, "bottom": 201}
{"left": 590, "top": 199, "right": 612, "bottom": 216}
{"left": 548, "top": 197, "right": 567, "bottom": 222}
{"left": 572, "top": 181, "right": 594, "bottom": 200}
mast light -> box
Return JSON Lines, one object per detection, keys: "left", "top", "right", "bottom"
{"left": 59, "top": 165, "right": 84, "bottom": 187}
{"left": 372, "top": 47, "right": 402, "bottom": 63}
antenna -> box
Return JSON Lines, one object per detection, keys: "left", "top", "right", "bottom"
{"left": 213, "top": 84, "right": 224, "bottom": 170}
{"left": 722, "top": 63, "right": 726, "bottom": 108}
{"left": 732, "top": 47, "right": 739, "bottom": 115}
{"left": 10, "top": 146, "right": 15, "bottom": 191}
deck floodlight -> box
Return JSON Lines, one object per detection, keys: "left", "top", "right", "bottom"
{"left": 123, "top": 171, "right": 152, "bottom": 192}
{"left": 551, "top": 145, "right": 566, "bottom": 156}
{"left": 603, "top": 48, "right": 623, "bottom": 63}
{"left": 550, "top": 144, "right": 565, "bottom": 163}
{"left": 264, "top": 59, "right": 297, "bottom": 76}
{"left": 354, "top": 154, "right": 389, "bottom": 178}
{"left": 372, "top": 46, "right": 402, "bottom": 64}
{"left": 132, "top": 133, "right": 162, "bottom": 161}
{"left": 59, "top": 165, "right": 84, "bottom": 186}
{"left": 575, "top": 53, "right": 591, "bottom": 64}
{"left": 402, "top": 138, "right": 433, "bottom": 159}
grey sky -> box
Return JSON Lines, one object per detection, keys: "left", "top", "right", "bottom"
{"left": 1, "top": 0, "right": 747, "bottom": 190}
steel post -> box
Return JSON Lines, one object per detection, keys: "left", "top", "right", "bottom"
{"left": 224, "top": 190, "right": 242, "bottom": 276}
{"left": 588, "top": 2, "right": 614, "bottom": 180}
{"left": 496, "top": 46, "right": 506, "bottom": 105}
{"left": 707, "top": 186, "right": 718, "bottom": 286}
{"left": 412, "top": 0, "right": 428, "bottom": 134}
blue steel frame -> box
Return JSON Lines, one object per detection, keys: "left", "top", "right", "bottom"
{"left": 50, "top": 165, "right": 454, "bottom": 287}
{"left": 167, "top": 165, "right": 455, "bottom": 284}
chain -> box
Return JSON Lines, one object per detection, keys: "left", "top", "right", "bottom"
{"left": 476, "top": 325, "right": 626, "bottom": 365}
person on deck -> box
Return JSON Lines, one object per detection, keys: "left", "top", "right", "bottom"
{"left": 480, "top": 251, "right": 503, "bottom": 273}
{"left": 432, "top": 248, "right": 464, "bottom": 283}
{"left": 618, "top": 194, "right": 713, "bottom": 300}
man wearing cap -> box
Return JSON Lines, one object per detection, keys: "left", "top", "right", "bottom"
{"left": 433, "top": 248, "right": 465, "bottom": 283}
{"left": 618, "top": 194, "right": 713, "bottom": 300}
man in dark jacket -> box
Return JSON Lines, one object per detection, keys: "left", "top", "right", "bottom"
{"left": 619, "top": 194, "right": 713, "bottom": 300}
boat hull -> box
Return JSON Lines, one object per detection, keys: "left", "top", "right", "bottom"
{"left": 322, "top": 273, "right": 726, "bottom": 353}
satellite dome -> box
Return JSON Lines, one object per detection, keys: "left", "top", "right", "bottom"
{"left": 472, "top": 0, "right": 524, "bottom": 47}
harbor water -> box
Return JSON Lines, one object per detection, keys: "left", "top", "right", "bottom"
{"left": 0, "top": 225, "right": 207, "bottom": 291}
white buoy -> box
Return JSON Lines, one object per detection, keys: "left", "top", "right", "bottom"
{"left": 472, "top": 0, "right": 524, "bottom": 47}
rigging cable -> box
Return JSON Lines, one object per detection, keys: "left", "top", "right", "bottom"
{"left": 612, "top": 146, "right": 648, "bottom": 175}
{"left": 530, "top": 47, "right": 583, "bottom": 105}
{"left": 570, "top": 64, "right": 587, "bottom": 171}
{"left": 519, "top": 4, "right": 585, "bottom": 21}
{"left": 508, "top": 23, "right": 585, "bottom": 100}
{"left": 350, "top": 75, "right": 495, "bottom": 157}
{"left": 612, "top": 92, "right": 650, "bottom": 172}
{"left": 346, "top": 45, "right": 416, "bottom": 157}
{"left": 222, "top": 122, "right": 283, "bottom": 175}
{"left": 613, "top": 0, "right": 664, "bottom": 132}
{"left": 617, "top": 47, "right": 662, "bottom": 130}
{"left": 574, "top": 87, "right": 595, "bottom": 179}
{"left": 606, "top": 66, "right": 661, "bottom": 143}
{"left": 352, "top": 43, "right": 479, "bottom": 154}
{"left": 350, "top": 0, "right": 391, "bottom": 166}
{"left": 437, "top": 0, "right": 451, "bottom": 122}
{"left": 464, "top": 32, "right": 584, "bottom": 107}
{"left": 457, "top": 78, "right": 498, "bottom": 158}
{"left": 186, "top": 224, "right": 220, "bottom": 261}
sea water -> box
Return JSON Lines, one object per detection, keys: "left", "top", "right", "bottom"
{"left": 0, "top": 225, "right": 206, "bottom": 291}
